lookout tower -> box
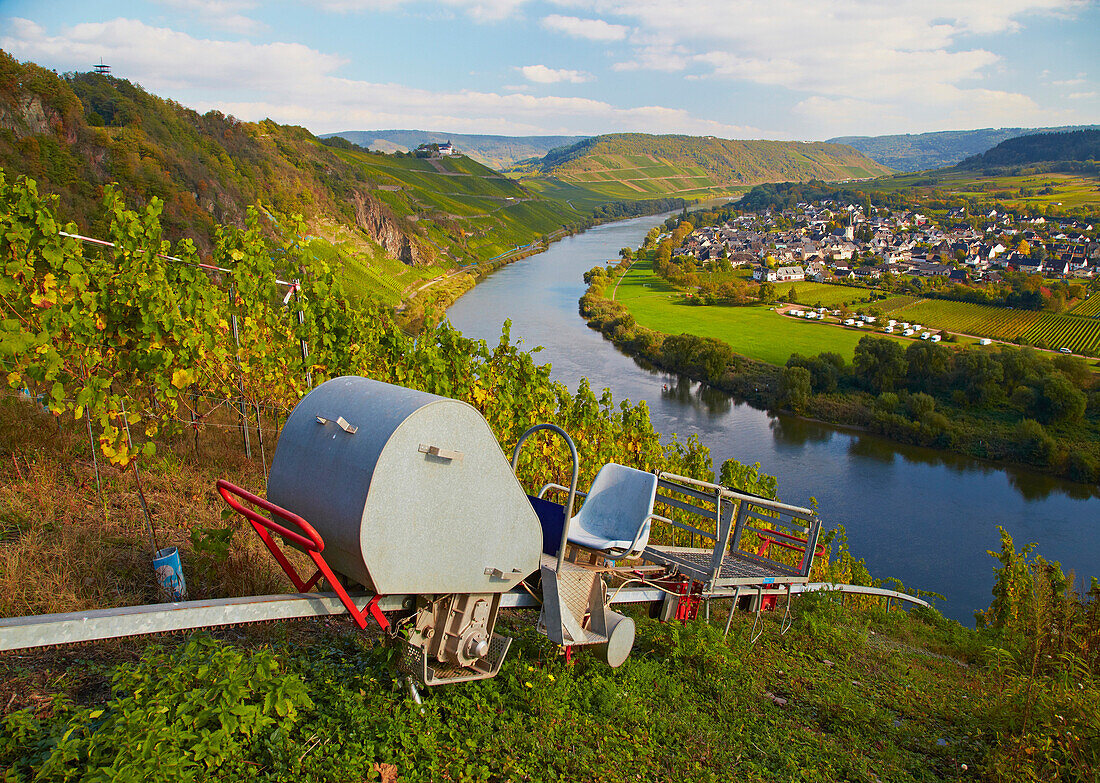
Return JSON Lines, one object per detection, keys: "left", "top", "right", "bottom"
{"left": 93, "top": 60, "right": 111, "bottom": 76}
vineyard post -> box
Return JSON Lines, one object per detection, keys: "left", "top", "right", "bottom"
{"left": 292, "top": 281, "right": 312, "bottom": 389}
{"left": 85, "top": 414, "right": 103, "bottom": 505}
{"left": 228, "top": 284, "right": 252, "bottom": 459}
{"left": 189, "top": 389, "right": 200, "bottom": 456}
{"left": 120, "top": 400, "right": 160, "bottom": 559}
{"left": 255, "top": 401, "right": 268, "bottom": 482}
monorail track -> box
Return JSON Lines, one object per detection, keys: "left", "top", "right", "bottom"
{"left": 0, "top": 583, "right": 928, "bottom": 653}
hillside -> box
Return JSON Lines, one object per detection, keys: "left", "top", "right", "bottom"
{"left": 955, "top": 129, "right": 1100, "bottom": 170}
{"left": 0, "top": 51, "right": 600, "bottom": 309}
{"left": 830, "top": 125, "right": 1100, "bottom": 172}
{"left": 324, "top": 129, "right": 588, "bottom": 169}
{"left": 521, "top": 133, "right": 891, "bottom": 201}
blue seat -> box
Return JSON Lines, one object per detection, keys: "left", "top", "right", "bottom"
{"left": 566, "top": 463, "right": 660, "bottom": 558}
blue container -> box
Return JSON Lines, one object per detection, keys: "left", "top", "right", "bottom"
{"left": 153, "top": 547, "right": 187, "bottom": 601}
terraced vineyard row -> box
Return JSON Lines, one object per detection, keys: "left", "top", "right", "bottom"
{"left": 1020, "top": 314, "right": 1100, "bottom": 354}
{"left": 890, "top": 298, "right": 1100, "bottom": 355}
{"left": 889, "top": 300, "right": 1040, "bottom": 339}
{"left": 1071, "top": 293, "right": 1100, "bottom": 317}
{"left": 874, "top": 295, "right": 921, "bottom": 312}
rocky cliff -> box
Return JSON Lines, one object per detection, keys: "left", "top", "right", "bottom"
{"left": 351, "top": 190, "right": 429, "bottom": 266}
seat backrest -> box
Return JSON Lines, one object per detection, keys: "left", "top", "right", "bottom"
{"left": 573, "top": 463, "right": 658, "bottom": 540}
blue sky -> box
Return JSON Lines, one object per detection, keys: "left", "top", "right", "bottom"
{"left": 2, "top": 0, "right": 1098, "bottom": 140}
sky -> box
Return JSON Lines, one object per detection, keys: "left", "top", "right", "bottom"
{"left": 1, "top": 0, "right": 1098, "bottom": 141}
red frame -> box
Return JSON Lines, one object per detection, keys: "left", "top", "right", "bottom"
{"left": 216, "top": 479, "right": 389, "bottom": 632}
{"left": 754, "top": 527, "right": 826, "bottom": 559}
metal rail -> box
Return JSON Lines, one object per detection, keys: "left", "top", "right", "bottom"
{"left": 0, "top": 583, "right": 927, "bottom": 652}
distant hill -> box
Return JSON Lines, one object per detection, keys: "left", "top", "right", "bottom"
{"left": 324, "top": 130, "right": 588, "bottom": 170}
{"left": 0, "top": 50, "right": 600, "bottom": 306}
{"left": 520, "top": 133, "right": 891, "bottom": 202}
{"left": 954, "top": 129, "right": 1100, "bottom": 170}
{"left": 830, "top": 126, "right": 1100, "bottom": 172}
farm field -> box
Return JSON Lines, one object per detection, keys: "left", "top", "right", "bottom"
{"left": 890, "top": 298, "right": 1100, "bottom": 354}
{"left": 875, "top": 295, "right": 922, "bottom": 312}
{"left": 781, "top": 281, "right": 875, "bottom": 307}
{"left": 616, "top": 262, "right": 905, "bottom": 364}
{"left": 866, "top": 170, "right": 1100, "bottom": 210}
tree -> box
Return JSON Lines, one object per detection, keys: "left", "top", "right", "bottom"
{"left": 1052, "top": 354, "right": 1092, "bottom": 390}
{"left": 954, "top": 350, "right": 1004, "bottom": 404}
{"left": 758, "top": 281, "right": 777, "bottom": 303}
{"left": 905, "top": 341, "right": 950, "bottom": 392}
{"left": 780, "top": 366, "right": 812, "bottom": 413}
{"left": 787, "top": 285, "right": 798, "bottom": 303}
{"left": 1035, "top": 373, "right": 1086, "bottom": 424}
{"left": 853, "top": 336, "right": 907, "bottom": 393}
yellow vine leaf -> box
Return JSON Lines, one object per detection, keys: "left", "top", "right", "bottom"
{"left": 171, "top": 368, "right": 195, "bottom": 389}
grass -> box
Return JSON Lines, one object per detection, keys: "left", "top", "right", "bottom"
{"left": 616, "top": 262, "right": 905, "bottom": 364}
{"left": 781, "top": 281, "right": 876, "bottom": 308}
{"left": 0, "top": 394, "right": 292, "bottom": 619}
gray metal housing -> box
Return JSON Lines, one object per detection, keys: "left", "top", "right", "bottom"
{"left": 268, "top": 377, "right": 542, "bottom": 595}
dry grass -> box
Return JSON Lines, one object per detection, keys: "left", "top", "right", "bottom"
{"left": 0, "top": 393, "right": 296, "bottom": 619}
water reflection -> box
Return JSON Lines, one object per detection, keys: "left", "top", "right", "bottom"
{"left": 659, "top": 377, "right": 732, "bottom": 416}
{"left": 769, "top": 415, "right": 836, "bottom": 447}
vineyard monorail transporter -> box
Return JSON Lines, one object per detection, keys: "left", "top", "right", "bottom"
{"left": 0, "top": 376, "right": 929, "bottom": 695}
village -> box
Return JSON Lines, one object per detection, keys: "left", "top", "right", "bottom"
{"left": 672, "top": 200, "right": 1099, "bottom": 286}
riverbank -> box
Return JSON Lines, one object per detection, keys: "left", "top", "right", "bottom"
{"left": 581, "top": 256, "right": 1100, "bottom": 488}
{"left": 400, "top": 198, "right": 688, "bottom": 332}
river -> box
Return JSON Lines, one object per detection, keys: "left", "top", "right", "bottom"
{"left": 447, "top": 213, "right": 1099, "bottom": 624}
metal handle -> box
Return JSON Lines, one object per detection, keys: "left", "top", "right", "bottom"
{"left": 419, "top": 444, "right": 463, "bottom": 461}
{"left": 316, "top": 415, "right": 357, "bottom": 434}
{"left": 484, "top": 567, "right": 524, "bottom": 581}
{"left": 511, "top": 423, "right": 579, "bottom": 573}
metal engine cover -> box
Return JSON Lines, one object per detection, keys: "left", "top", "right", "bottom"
{"left": 268, "top": 377, "right": 542, "bottom": 595}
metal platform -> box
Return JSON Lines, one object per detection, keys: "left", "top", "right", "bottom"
{"left": 642, "top": 472, "right": 823, "bottom": 594}
{"left": 641, "top": 546, "right": 805, "bottom": 590}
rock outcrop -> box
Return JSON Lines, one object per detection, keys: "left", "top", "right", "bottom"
{"left": 351, "top": 190, "right": 428, "bottom": 266}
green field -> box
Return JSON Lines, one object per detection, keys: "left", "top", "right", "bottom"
{"left": 616, "top": 262, "right": 903, "bottom": 364}
{"left": 888, "top": 298, "right": 1100, "bottom": 354}
{"left": 781, "top": 281, "right": 875, "bottom": 308}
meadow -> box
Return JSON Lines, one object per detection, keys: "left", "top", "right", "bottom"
{"left": 615, "top": 262, "right": 902, "bottom": 364}
{"left": 781, "top": 281, "right": 876, "bottom": 308}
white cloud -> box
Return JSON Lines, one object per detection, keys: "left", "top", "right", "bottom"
{"left": 2, "top": 18, "right": 345, "bottom": 93}
{"left": 0, "top": 17, "right": 766, "bottom": 136}
{"left": 307, "top": 0, "right": 530, "bottom": 21}
{"left": 152, "top": 0, "right": 265, "bottom": 35}
{"left": 519, "top": 64, "right": 591, "bottom": 83}
{"left": 541, "top": 14, "right": 628, "bottom": 41}
{"left": 589, "top": 0, "right": 1087, "bottom": 134}
{"left": 1069, "top": 91, "right": 1097, "bottom": 100}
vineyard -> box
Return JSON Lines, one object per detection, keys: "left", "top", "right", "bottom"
{"left": 0, "top": 171, "right": 713, "bottom": 491}
{"left": 1071, "top": 293, "right": 1100, "bottom": 318}
{"left": 887, "top": 298, "right": 1100, "bottom": 354}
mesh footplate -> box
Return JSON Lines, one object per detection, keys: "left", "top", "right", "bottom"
{"left": 643, "top": 546, "right": 802, "bottom": 588}
{"left": 400, "top": 633, "right": 512, "bottom": 686}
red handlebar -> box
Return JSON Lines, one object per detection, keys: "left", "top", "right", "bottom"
{"left": 214, "top": 479, "right": 389, "bottom": 632}
{"left": 216, "top": 479, "right": 324, "bottom": 553}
